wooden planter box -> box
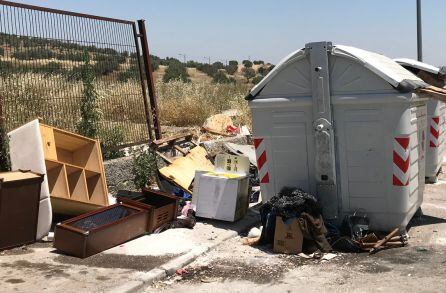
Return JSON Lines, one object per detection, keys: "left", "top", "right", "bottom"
{"left": 54, "top": 203, "right": 148, "bottom": 258}
{"left": 117, "top": 188, "right": 178, "bottom": 233}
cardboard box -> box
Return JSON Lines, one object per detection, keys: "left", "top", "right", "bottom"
{"left": 193, "top": 154, "right": 250, "bottom": 222}
{"left": 273, "top": 216, "right": 303, "bottom": 254}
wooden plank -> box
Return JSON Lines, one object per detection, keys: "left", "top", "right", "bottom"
{"left": 173, "top": 145, "right": 188, "bottom": 156}
{"left": 40, "top": 125, "right": 57, "bottom": 160}
{"left": 151, "top": 132, "right": 193, "bottom": 148}
{"left": 156, "top": 151, "right": 173, "bottom": 164}
{"left": 0, "top": 171, "right": 41, "bottom": 182}
{"left": 95, "top": 139, "right": 109, "bottom": 206}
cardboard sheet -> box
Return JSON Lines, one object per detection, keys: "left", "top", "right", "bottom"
{"left": 159, "top": 146, "right": 214, "bottom": 191}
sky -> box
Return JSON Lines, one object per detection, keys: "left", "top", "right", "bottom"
{"left": 10, "top": 0, "right": 446, "bottom": 66}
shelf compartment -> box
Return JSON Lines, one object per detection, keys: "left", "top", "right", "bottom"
{"left": 54, "top": 129, "right": 101, "bottom": 172}
{"left": 85, "top": 170, "right": 107, "bottom": 206}
{"left": 47, "top": 163, "right": 69, "bottom": 199}
{"left": 66, "top": 166, "right": 88, "bottom": 202}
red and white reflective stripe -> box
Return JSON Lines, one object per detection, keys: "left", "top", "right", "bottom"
{"left": 253, "top": 137, "right": 269, "bottom": 184}
{"left": 430, "top": 116, "right": 440, "bottom": 147}
{"left": 393, "top": 137, "right": 410, "bottom": 186}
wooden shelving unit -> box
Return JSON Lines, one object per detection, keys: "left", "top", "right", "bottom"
{"left": 40, "top": 124, "right": 108, "bottom": 215}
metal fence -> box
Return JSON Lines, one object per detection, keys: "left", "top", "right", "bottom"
{"left": 0, "top": 1, "right": 159, "bottom": 147}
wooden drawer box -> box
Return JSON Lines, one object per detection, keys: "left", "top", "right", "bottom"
{"left": 54, "top": 203, "right": 148, "bottom": 258}
{"left": 117, "top": 188, "right": 178, "bottom": 233}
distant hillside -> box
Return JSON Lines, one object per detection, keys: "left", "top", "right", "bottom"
{"left": 0, "top": 33, "right": 274, "bottom": 85}
{"left": 150, "top": 56, "right": 275, "bottom": 84}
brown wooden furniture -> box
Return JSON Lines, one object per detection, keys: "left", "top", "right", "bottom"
{"left": 0, "top": 170, "right": 44, "bottom": 250}
{"left": 40, "top": 123, "right": 109, "bottom": 215}
{"left": 117, "top": 188, "right": 178, "bottom": 232}
{"left": 54, "top": 203, "right": 148, "bottom": 258}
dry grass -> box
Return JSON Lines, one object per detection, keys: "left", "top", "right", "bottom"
{"left": 0, "top": 73, "right": 252, "bottom": 144}
{"left": 156, "top": 80, "right": 251, "bottom": 129}
{"left": 0, "top": 73, "right": 147, "bottom": 143}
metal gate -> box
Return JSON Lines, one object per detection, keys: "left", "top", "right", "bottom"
{"left": 0, "top": 0, "right": 160, "bottom": 147}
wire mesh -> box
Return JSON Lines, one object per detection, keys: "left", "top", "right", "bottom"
{"left": 0, "top": 2, "right": 149, "bottom": 146}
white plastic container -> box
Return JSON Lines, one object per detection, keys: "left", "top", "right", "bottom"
{"left": 193, "top": 154, "right": 250, "bottom": 222}
{"left": 394, "top": 58, "right": 446, "bottom": 183}
{"left": 247, "top": 42, "right": 428, "bottom": 231}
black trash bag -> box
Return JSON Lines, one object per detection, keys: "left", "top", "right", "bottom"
{"left": 258, "top": 187, "right": 324, "bottom": 246}
{"left": 269, "top": 187, "right": 322, "bottom": 219}
{"left": 341, "top": 211, "right": 370, "bottom": 241}
{"left": 325, "top": 219, "right": 362, "bottom": 252}
{"left": 258, "top": 203, "right": 276, "bottom": 245}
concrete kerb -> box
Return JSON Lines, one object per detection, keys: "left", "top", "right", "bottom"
{"left": 111, "top": 213, "right": 259, "bottom": 293}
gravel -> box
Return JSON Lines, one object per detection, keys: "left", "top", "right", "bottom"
{"left": 103, "top": 156, "right": 137, "bottom": 195}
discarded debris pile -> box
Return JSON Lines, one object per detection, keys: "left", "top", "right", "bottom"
{"left": 0, "top": 111, "right": 258, "bottom": 259}
{"left": 254, "top": 187, "right": 332, "bottom": 254}
{"left": 328, "top": 213, "right": 408, "bottom": 254}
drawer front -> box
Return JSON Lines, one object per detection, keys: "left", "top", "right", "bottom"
{"left": 40, "top": 125, "right": 57, "bottom": 160}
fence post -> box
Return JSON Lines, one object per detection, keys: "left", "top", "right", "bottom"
{"left": 137, "top": 19, "right": 161, "bottom": 140}
{"left": 132, "top": 23, "right": 153, "bottom": 140}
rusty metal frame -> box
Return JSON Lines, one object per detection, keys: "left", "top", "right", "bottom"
{"left": 0, "top": 0, "right": 133, "bottom": 24}
{"left": 138, "top": 19, "right": 162, "bottom": 140}
{"left": 132, "top": 23, "right": 154, "bottom": 140}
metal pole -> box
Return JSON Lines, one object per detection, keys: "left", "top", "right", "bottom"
{"left": 132, "top": 23, "right": 153, "bottom": 140}
{"left": 138, "top": 19, "right": 161, "bottom": 140}
{"left": 417, "top": 0, "right": 422, "bottom": 61}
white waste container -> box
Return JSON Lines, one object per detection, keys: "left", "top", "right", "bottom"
{"left": 394, "top": 58, "right": 446, "bottom": 183}
{"left": 247, "top": 42, "right": 429, "bottom": 231}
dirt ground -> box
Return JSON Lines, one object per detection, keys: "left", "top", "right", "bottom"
{"left": 147, "top": 173, "right": 446, "bottom": 293}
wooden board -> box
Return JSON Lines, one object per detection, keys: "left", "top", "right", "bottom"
{"left": 159, "top": 146, "right": 214, "bottom": 191}
{"left": 0, "top": 171, "right": 41, "bottom": 182}
{"left": 51, "top": 197, "right": 104, "bottom": 216}
{"left": 40, "top": 125, "right": 57, "bottom": 161}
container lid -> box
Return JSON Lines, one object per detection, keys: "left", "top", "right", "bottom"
{"left": 204, "top": 171, "right": 246, "bottom": 179}
{"left": 0, "top": 171, "right": 41, "bottom": 182}
{"left": 247, "top": 42, "right": 427, "bottom": 100}
{"left": 394, "top": 58, "right": 445, "bottom": 76}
